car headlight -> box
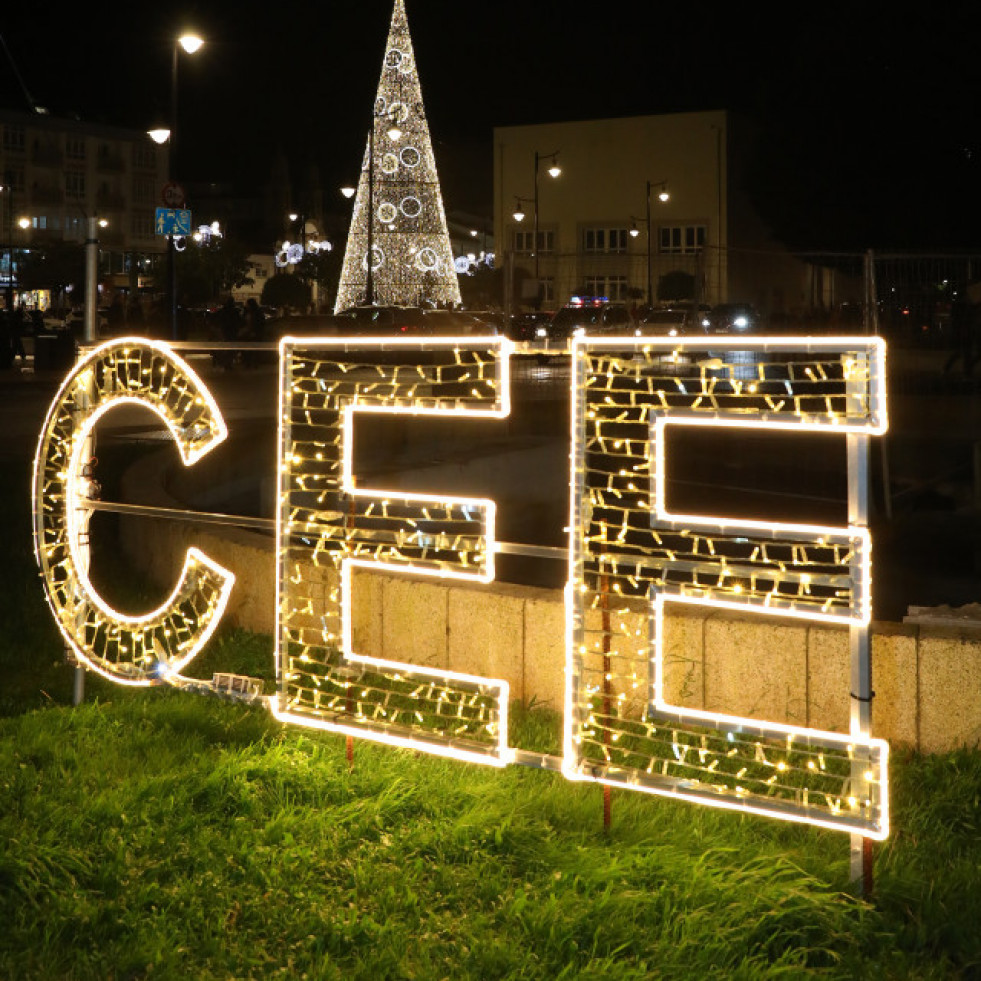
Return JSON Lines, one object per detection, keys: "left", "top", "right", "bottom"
{"left": 734, "top": 316, "right": 748, "bottom": 328}
{"left": 536, "top": 326, "right": 547, "bottom": 338}
{"left": 701, "top": 318, "right": 710, "bottom": 327}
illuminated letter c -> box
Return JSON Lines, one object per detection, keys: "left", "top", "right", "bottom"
{"left": 32, "top": 339, "right": 235, "bottom": 685}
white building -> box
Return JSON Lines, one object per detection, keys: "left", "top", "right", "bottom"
{"left": 1, "top": 107, "right": 169, "bottom": 307}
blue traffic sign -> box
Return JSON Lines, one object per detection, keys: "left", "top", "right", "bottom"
{"left": 155, "top": 208, "right": 192, "bottom": 236}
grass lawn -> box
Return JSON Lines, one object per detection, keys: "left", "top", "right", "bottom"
{"left": 3, "top": 451, "right": 981, "bottom": 979}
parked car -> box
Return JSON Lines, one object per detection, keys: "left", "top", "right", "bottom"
{"left": 634, "top": 305, "right": 709, "bottom": 337}
{"left": 541, "top": 301, "right": 635, "bottom": 343}
{"left": 703, "top": 303, "right": 761, "bottom": 334}
{"left": 332, "top": 306, "right": 496, "bottom": 336}
{"left": 508, "top": 311, "right": 552, "bottom": 341}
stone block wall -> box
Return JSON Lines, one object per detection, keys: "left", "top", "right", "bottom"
{"left": 120, "top": 452, "right": 981, "bottom": 753}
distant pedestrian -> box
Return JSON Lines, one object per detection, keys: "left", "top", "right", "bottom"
{"left": 107, "top": 295, "right": 125, "bottom": 334}
{"left": 241, "top": 298, "right": 267, "bottom": 367}
{"left": 127, "top": 297, "right": 144, "bottom": 331}
{"left": 216, "top": 297, "right": 241, "bottom": 370}
{"left": 9, "top": 306, "right": 26, "bottom": 362}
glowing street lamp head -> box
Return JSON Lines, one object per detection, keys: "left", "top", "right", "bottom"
{"left": 178, "top": 33, "right": 204, "bottom": 54}
{"left": 148, "top": 127, "right": 171, "bottom": 145}
{"left": 547, "top": 164, "right": 561, "bottom": 178}
{"left": 658, "top": 187, "right": 670, "bottom": 202}
{"left": 340, "top": 186, "right": 356, "bottom": 200}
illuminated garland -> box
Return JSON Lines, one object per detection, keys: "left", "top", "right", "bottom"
{"left": 30, "top": 334, "right": 891, "bottom": 840}
{"left": 564, "top": 336, "right": 889, "bottom": 837}
{"left": 31, "top": 339, "right": 235, "bottom": 685}
{"left": 272, "top": 336, "right": 512, "bottom": 764}
{"left": 334, "top": 0, "right": 461, "bottom": 312}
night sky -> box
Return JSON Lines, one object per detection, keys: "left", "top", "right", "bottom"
{"left": 3, "top": 2, "right": 980, "bottom": 250}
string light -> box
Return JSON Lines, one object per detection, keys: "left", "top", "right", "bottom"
{"left": 564, "top": 335, "right": 889, "bottom": 838}
{"left": 31, "top": 333, "right": 891, "bottom": 840}
{"left": 31, "top": 338, "right": 235, "bottom": 685}
{"left": 334, "top": 0, "right": 461, "bottom": 311}
{"left": 273, "top": 335, "right": 513, "bottom": 766}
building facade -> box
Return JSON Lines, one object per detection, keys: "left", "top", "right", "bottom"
{"left": 1, "top": 108, "right": 169, "bottom": 307}
{"left": 493, "top": 110, "right": 808, "bottom": 315}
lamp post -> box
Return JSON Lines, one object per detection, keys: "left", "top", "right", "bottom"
{"left": 532, "top": 149, "right": 560, "bottom": 289}
{"left": 629, "top": 180, "right": 670, "bottom": 308}
{"left": 83, "top": 216, "right": 108, "bottom": 345}
{"left": 161, "top": 32, "right": 203, "bottom": 340}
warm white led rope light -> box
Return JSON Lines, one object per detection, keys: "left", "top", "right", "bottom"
{"left": 32, "top": 334, "right": 892, "bottom": 841}
{"left": 564, "top": 335, "right": 889, "bottom": 838}
{"left": 32, "top": 338, "right": 235, "bottom": 685}
{"left": 273, "top": 335, "right": 514, "bottom": 766}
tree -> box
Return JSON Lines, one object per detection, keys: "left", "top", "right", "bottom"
{"left": 166, "top": 233, "right": 254, "bottom": 307}
{"left": 657, "top": 270, "right": 695, "bottom": 303}
{"left": 458, "top": 263, "right": 502, "bottom": 310}
{"left": 334, "top": 0, "right": 460, "bottom": 311}
{"left": 297, "top": 247, "right": 342, "bottom": 312}
{"left": 261, "top": 272, "right": 311, "bottom": 311}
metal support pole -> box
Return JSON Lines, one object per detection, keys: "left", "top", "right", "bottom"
{"left": 533, "top": 151, "right": 540, "bottom": 289}
{"left": 848, "top": 431, "right": 874, "bottom": 894}
{"left": 865, "top": 249, "right": 892, "bottom": 521}
{"left": 84, "top": 215, "right": 98, "bottom": 344}
{"left": 503, "top": 250, "right": 514, "bottom": 330}
{"left": 169, "top": 41, "right": 180, "bottom": 341}
{"left": 71, "top": 215, "right": 101, "bottom": 705}
{"left": 645, "top": 180, "right": 652, "bottom": 308}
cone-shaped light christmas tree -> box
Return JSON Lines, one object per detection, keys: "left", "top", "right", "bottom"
{"left": 334, "top": 0, "right": 461, "bottom": 312}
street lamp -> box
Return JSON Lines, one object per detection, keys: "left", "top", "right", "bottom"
{"left": 158, "top": 31, "right": 204, "bottom": 340}
{"left": 532, "top": 149, "right": 560, "bottom": 288}
{"left": 630, "top": 180, "right": 670, "bottom": 308}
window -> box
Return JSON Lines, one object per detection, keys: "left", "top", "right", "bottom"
{"left": 583, "top": 227, "right": 628, "bottom": 253}
{"left": 2, "top": 125, "right": 25, "bottom": 153}
{"left": 132, "top": 212, "right": 155, "bottom": 239}
{"left": 65, "top": 171, "right": 85, "bottom": 199}
{"left": 584, "top": 275, "right": 629, "bottom": 301}
{"left": 133, "top": 177, "right": 156, "bottom": 203}
{"left": 66, "top": 137, "right": 86, "bottom": 160}
{"left": 132, "top": 143, "right": 158, "bottom": 170}
{"left": 658, "top": 224, "right": 706, "bottom": 254}
{"left": 514, "top": 229, "right": 554, "bottom": 254}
